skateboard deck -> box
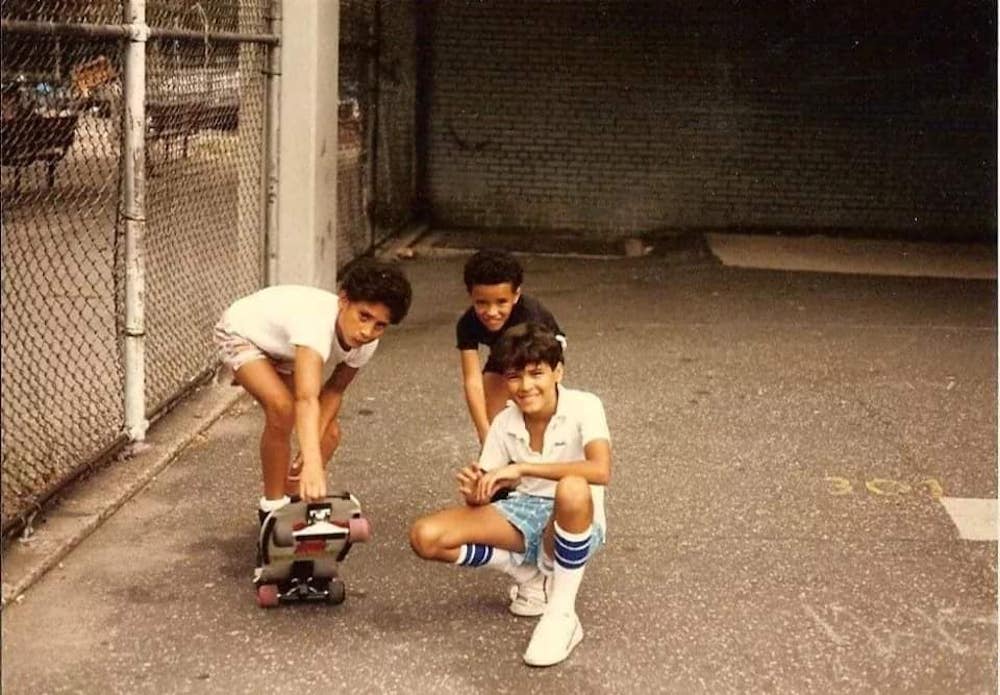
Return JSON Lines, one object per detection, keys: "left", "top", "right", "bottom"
{"left": 254, "top": 492, "right": 372, "bottom": 607}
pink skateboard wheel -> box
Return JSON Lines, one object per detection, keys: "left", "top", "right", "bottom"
{"left": 256, "top": 584, "right": 280, "bottom": 608}
{"left": 347, "top": 516, "right": 372, "bottom": 543}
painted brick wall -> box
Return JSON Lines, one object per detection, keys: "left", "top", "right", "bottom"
{"left": 423, "top": 1, "right": 996, "bottom": 240}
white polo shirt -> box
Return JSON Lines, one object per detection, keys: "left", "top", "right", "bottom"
{"left": 479, "top": 385, "right": 611, "bottom": 531}
{"left": 221, "top": 285, "right": 378, "bottom": 368}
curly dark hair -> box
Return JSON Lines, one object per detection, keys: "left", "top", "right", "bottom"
{"left": 492, "top": 322, "right": 563, "bottom": 372}
{"left": 339, "top": 258, "right": 412, "bottom": 324}
{"left": 463, "top": 248, "right": 523, "bottom": 292}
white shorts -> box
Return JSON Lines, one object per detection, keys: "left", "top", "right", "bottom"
{"left": 213, "top": 319, "right": 293, "bottom": 382}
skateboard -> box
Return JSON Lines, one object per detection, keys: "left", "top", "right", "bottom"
{"left": 254, "top": 493, "right": 372, "bottom": 607}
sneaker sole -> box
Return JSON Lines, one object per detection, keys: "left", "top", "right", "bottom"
{"left": 508, "top": 601, "right": 546, "bottom": 617}
{"left": 523, "top": 622, "right": 583, "bottom": 667}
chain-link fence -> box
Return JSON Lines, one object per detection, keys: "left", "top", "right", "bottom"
{"left": 338, "top": 0, "right": 375, "bottom": 268}
{"left": 338, "top": 0, "right": 418, "bottom": 268}
{"left": 1, "top": 0, "right": 276, "bottom": 538}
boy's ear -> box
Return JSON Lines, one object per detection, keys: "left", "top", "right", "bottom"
{"left": 513, "top": 286, "right": 522, "bottom": 303}
{"left": 338, "top": 290, "right": 349, "bottom": 308}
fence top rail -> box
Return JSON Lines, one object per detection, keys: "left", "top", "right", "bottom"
{"left": 1, "top": 19, "right": 279, "bottom": 45}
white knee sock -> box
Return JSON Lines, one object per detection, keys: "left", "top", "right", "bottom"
{"left": 455, "top": 546, "right": 537, "bottom": 582}
{"left": 548, "top": 522, "right": 592, "bottom": 615}
{"left": 259, "top": 495, "right": 291, "bottom": 513}
{"left": 503, "top": 551, "right": 541, "bottom": 584}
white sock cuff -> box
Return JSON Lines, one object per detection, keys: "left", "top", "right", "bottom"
{"left": 538, "top": 552, "right": 555, "bottom": 576}
{"left": 554, "top": 521, "right": 592, "bottom": 543}
{"left": 259, "top": 495, "right": 291, "bottom": 513}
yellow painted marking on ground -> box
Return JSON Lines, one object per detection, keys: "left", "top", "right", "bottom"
{"left": 915, "top": 478, "right": 944, "bottom": 499}
{"left": 824, "top": 476, "right": 854, "bottom": 495}
{"left": 865, "top": 479, "right": 912, "bottom": 496}
{"left": 823, "top": 476, "right": 945, "bottom": 499}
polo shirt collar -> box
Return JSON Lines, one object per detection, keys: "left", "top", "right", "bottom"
{"left": 507, "top": 384, "right": 568, "bottom": 443}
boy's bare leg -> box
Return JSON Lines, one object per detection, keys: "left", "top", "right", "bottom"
{"left": 541, "top": 476, "right": 594, "bottom": 559}
{"left": 482, "top": 372, "right": 509, "bottom": 421}
{"left": 285, "top": 415, "right": 340, "bottom": 496}
{"left": 410, "top": 504, "right": 526, "bottom": 563}
{"left": 233, "top": 360, "right": 295, "bottom": 500}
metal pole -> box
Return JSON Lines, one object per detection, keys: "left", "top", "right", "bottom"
{"left": 122, "top": 0, "right": 149, "bottom": 441}
{"left": 0, "top": 19, "right": 278, "bottom": 44}
{"left": 264, "top": 0, "right": 282, "bottom": 285}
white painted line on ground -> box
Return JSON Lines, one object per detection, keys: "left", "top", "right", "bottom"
{"left": 706, "top": 233, "right": 997, "bottom": 279}
{"left": 939, "top": 497, "right": 999, "bottom": 541}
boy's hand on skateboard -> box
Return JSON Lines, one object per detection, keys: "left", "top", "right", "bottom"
{"left": 299, "top": 464, "right": 327, "bottom": 501}
{"left": 476, "top": 464, "right": 521, "bottom": 502}
{"left": 456, "top": 463, "right": 487, "bottom": 505}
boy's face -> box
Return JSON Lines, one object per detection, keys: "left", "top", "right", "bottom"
{"left": 337, "top": 293, "right": 392, "bottom": 348}
{"left": 469, "top": 283, "right": 520, "bottom": 333}
{"left": 503, "top": 361, "right": 563, "bottom": 417}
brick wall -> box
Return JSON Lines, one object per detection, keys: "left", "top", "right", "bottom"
{"left": 423, "top": 1, "right": 996, "bottom": 240}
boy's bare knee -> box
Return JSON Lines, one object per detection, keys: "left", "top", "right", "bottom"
{"left": 408, "top": 517, "right": 440, "bottom": 559}
{"left": 263, "top": 396, "right": 295, "bottom": 433}
{"left": 554, "top": 476, "right": 592, "bottom": 513}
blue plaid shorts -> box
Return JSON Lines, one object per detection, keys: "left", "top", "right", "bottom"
{"left": 492, "top": 493, "right": 605, "bottom": 566}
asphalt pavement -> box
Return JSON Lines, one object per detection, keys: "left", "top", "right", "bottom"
{"left": 2, "top": 238, "right": 997, "bottom": 694}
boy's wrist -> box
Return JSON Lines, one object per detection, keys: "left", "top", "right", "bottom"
{"left": 301, "top": 458, "right": 323, "bottom": 472}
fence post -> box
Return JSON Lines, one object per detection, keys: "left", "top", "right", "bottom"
{"left": 264, "top": 0, "right": 282, "bottom": 284}
{"left": 122, "top": 0, "right": 149, "bottom": 441}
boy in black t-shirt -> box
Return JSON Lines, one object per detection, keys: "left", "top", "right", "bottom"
{"left": 456, "top": 249, "right": 565, "bottom": 443}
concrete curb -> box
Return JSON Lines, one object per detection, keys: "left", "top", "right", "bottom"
{"left": 1, "top": 382, "right": 248, "bottom": 607}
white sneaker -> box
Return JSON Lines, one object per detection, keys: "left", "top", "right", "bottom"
{"left": 522, "top": 610, "right": 583, "bottom": 667}
{"left": 508, "top": 571, "right": 550, "bottom": 617}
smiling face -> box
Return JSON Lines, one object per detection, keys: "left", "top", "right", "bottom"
{"left": 503, "top": 361, "right": 563, "bottom": 418}
{"left": 469, "top": 282, "right": 521, "bottom": 333}
{"left": 336, "top": 294, "right": 392, "bottom": 349}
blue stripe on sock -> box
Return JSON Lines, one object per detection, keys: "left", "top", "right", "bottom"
{"left": 555, "top": 534, "right": 590, "bottom": 569}
{"left": 555, "top": 547, "right": 589, "bottom": 567}
{"left": 463, "top": 544, "right": 493, "bottom": 567}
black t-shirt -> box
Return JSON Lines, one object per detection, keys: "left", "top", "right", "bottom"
{"left": 455, "top": 294, "right": 564, "bottom": 366}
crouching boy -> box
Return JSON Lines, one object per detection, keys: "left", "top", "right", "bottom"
{"left": 409, "top": 322, "right": 611, "bottom": 667}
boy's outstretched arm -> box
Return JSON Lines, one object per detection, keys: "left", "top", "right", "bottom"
{"left": 293, "top": 346, "right": 326, "bottom": 501}
{"left": 287, "top": 363, "right": 358, "bottom": 476}
{"left": 459, "top": 349, "right": 490, "bottom": 442}
{"left": 317, "top": 362, "right": 358, "bottom": 446}
{"left": 477, "top": 440, "right": 612, "bottom": 501}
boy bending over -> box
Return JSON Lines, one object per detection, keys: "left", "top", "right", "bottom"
{"left": 214, "top": 259, "right": 411, "bottom": 527}
{"left": 411, "top": 322, "right": 611, "bottom": 667}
